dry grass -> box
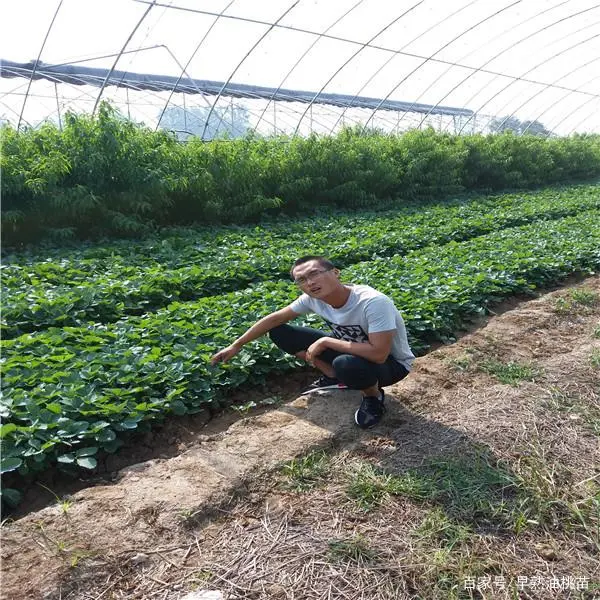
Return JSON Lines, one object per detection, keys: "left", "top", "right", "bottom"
{"left": 11, "top": 279, "right": 600, "bottom": 600}
{"left": 56, "top": 441, "right": 598, "bottom": 599}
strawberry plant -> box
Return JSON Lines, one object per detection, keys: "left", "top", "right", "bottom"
{"left": 1, "top": 209, "right": 598, "bottom": 490}
{"left": 3, "top": 184, "right": 598, "bottom": 337}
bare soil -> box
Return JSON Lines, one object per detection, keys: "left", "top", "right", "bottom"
{"left": 2, "top": 277, "right": 599, "bottom": 600}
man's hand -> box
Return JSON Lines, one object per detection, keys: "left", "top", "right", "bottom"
{"left": 305, "top": 337, "right": 331, "bottom": 364}
{"left": 210, "top": 344, "right": 241, "bottom": 365}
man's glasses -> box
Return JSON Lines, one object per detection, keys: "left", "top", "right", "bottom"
{"left": 293, "top": 268, "right": 333, "bottom": 286}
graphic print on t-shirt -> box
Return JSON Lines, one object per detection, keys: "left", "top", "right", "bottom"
{"left": 325, "top": 320, "right": 368, "bottom": 343}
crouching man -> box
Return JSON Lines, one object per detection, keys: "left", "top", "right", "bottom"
{"left": 210, "top": 256, "right": 415, "bottom": 428}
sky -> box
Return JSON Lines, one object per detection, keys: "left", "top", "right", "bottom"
{"left": 2, "top": 0, "right": 600, "bottom": 135}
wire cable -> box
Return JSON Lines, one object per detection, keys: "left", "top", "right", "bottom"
{"left": 17, "top": 0, "right": 63, "bottom": 130}
{"left": 92, "top": 0, "right": 157, "bottom": 115}
{"left": 292, "top": 0, "right": 425, "bottom": 137}
{"left": 200, "top": 1, "right": 300, "bottom": 140}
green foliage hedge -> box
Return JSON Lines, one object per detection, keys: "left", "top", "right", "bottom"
{"left": 3, "top": 103, "right": 600, "bottom": 246}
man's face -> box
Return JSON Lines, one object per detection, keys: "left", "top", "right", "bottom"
{"left": 292, "top": 259, "right": 340, "bottom": 298}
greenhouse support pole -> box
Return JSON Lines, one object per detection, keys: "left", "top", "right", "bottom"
{"left": 183, "top": 94, "right": 187, "bottom": 134}
{"left": 54, "top": 83, "right": 62, "bottom": 130}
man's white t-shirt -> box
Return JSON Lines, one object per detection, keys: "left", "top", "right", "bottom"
{"left": 289, "top": 284, "right": 415, "bottom": 371}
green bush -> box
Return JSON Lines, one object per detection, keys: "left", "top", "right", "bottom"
{"left": 2, "top": 104, "right": 600, "bottom": 246}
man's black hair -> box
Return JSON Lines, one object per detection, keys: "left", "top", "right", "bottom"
{"left": 290, "top": 255, "right": 336, "bottom": 279}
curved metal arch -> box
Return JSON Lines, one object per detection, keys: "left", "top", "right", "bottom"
{"left": 92, "top": 0, "right": 157, "bottom": 115}
{"left": 522, "top": 70, "right": 600, "bottom": 135}
{"left": 253, "top": 0, "right": 365, "bottom": 135}
{"left": 360, "top": 0, "right": 522, "bottom": 135}
{"left": 458, "top": 18, "right": 600, "bottom": 133}
{"left": 135, "top": 0, "right": 597, "bottom": 102}
{"left": 452, "top": 4, "right": 600, "bottom": 134}
{"left": 546, "top": 89, "right": 600, "bottom": 135}
{"left": 415, "top": 0, "right": 575, "bottom": 132}
{"left": 200, "top": 1, "right": 300, "bottom": 140}
{"left": 489, "top": 20, "right": 600, "bottom": 132}
{"left": 565, "top": 98, "right": 600, "bottom": 134}
{"left": 497, "top": 52, "right": 600, "bottom": 134}
{"left": 156, "top": 0, "right": 236, "bottom": 132}
{"left": 291, "top": 1, "right": 425, "bottom": 138}
{"left": 471, "top": 32, "right": 600, "bottom": 134}
{"left": 17, "top": 0, "right": 64, "bottom": 130}
{"left": 112, "top": 0, "right": 175, "bottom": 91}
{"left": 329, "top": 0, "right": 481, "bottom": 136}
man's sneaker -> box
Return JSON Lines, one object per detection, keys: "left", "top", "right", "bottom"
{"left": 301, "top": 375, "right": 348, "bottom": 395}
{"left": 355, "top": 390, "right": 386, "bottom": 429}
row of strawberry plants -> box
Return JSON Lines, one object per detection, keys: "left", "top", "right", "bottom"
{"left": 2, "top": 210, "right": 599, "bottom": 490}
{"left": 3, "top": 185, "right": 599, "bottom": 338}
{"left": 6, "top": 183, "right": 597, "bottom": 279}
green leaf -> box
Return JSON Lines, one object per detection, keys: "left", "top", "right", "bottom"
{"left": 75, "top": 446, "right": 98, "bottom": 457}
{"left": 95, "top": 428, "right": 116, "bottom": 442}
{"left": 76, "top": 456, "right": 97, "bottom": 469}
{"left": 170, "top": 400, "right": 187, "bottom": 416}
{"left": 0, "top": 423, "right": 17, "bottom": 439}
{"left": 0, "top": 456, "right": 23, "bottom": 474}
{"left": 57, "top": 453, "right": 75, "bottom": 464}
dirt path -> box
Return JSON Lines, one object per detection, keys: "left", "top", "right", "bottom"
{"left": 2, "top": 277, "right": 599, "bottom": 600}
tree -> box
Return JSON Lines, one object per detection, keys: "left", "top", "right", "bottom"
{"left": 489, "top": 116, "right": 552, "bottom": 137}
{"left": 158, "top": 104, "right": 251, "bottom": 141}
{"left": 519, "top": 119, "right": 552, "bottom": 136}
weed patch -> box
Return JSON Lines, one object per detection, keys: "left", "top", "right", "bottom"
{"left": 327, "top": 534, "right": 375, "bottom": 564}
{"left": 479, "top": 359, "right": 541, "bottom": 385}
{"left": 554, "top": 287, "right": 599, "bottom": 314}
{"left": 280, "top": 449, "right": 331, "bottom": 492}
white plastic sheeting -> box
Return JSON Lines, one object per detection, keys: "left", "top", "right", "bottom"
{"left": 2, "top": 0, "right": 600, "bottom": 136}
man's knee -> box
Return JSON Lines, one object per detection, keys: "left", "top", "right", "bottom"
{"left": 269, "top": 324, "right": 306, "bottom": 356}
{"left": 269, "top": 324, "right": 291, "bottom": 347}
{"left": 332, "top": 354, "right": 377, "bottom": 389}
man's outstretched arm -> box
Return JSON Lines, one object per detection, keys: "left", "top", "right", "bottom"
{"left": 210, "top": 306, "right": 299, "bottom": 365}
